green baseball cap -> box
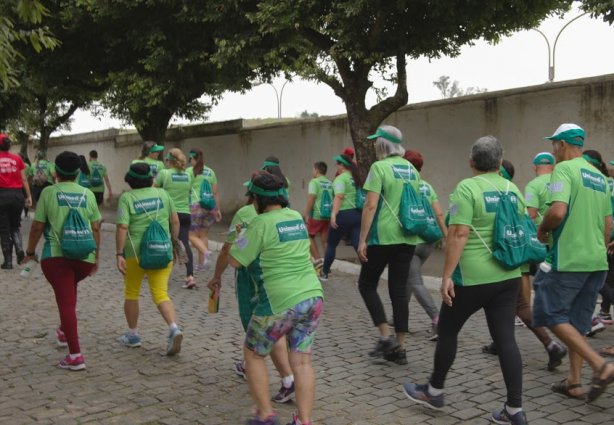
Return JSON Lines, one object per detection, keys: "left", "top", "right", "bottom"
{"left": 367, "top": 127, "right": 402, "bottom": 144}
{"left": 149, "top": 144, "right": 165, "bottom": 153}
{"left": 544, "top": 123, "right": 585, "bottom": 146}
{"left": 532, "top": 152, "right": 555, "bottom": 165}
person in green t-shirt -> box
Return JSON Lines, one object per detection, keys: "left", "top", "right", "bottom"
{"left": 155, "top": 148, "right": 195, "bottom": 289}
{"left": 357, "top": 126, "right": 421, "bottom": 366}
{"left": 186, "top": 148, "right": 221, "bottom": 271}
{"left": 115, "top": 162, "right": 183, "bottom": 356}
{"left": 482, "top": 156, "right": 568, "bottom": 372}
{"left": 533, "top": 124, "right": 613, "bottom": 402}
{"left": 404, "top": 136, "right": 527, "bottom": 423}
{"left": 304, "top": 161, "right": 332, "bottom": 269}
{"left": 320, "top": 153, "right": 362, "bottom": 281}
{"left": 29, "top": 150, "right": 56, "bottom": 205}
{"left": 87, "top": 150, "right": 113, "bottom": 206}
{"left": 22, "top": 151, "right": 101, "bottom": 372}
{"left": 207, "top": 190, "right": 295, "bottom": 404}
{"left": 132, "top": 141, "right": 165, "bottom": 177}
{"left": 229, "top": 172, "right": 323, "bottom": 425}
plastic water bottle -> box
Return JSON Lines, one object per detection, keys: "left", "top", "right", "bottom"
{"left": 20, "top": 260, "right": 38, "bottom": 278}
{"left": 539, "top": 261, "right": 552, "bottom": 273}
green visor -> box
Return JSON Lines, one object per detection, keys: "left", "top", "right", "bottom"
{"left": 149, "top": 144, "right": 165, "bottom": 153}
{"left": 243, "top": 180, "right": 284, "bottom": 197}
{"left": 333, "top": 155, "right": 351, "bottom": 167}
{"left": 367, "top": 127, "right": 402, "bottom": 144}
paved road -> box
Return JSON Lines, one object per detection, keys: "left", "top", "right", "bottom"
{"left": 1, "top": 221, "right": 613, "bottom": 424}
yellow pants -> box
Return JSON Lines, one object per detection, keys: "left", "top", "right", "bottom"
{"left": 124, "top": 257, "right": 172, "bottom": 305}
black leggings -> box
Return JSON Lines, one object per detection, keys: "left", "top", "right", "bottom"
{"left": 600, "top": 254, "right": 614, "bottom": 313}
{"left": 0, "top": 189, "right": 24, "bottom": 261}
{"left": 358, "top": 244, "right": 415, "bottom": 333}
{"left": 430, "top": 278, "right": 522, "bottom": 407}
{"left": 178, "top": 213, "right": 193, "bottom": 277}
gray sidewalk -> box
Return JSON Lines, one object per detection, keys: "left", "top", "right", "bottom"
{"left": 1, "top": 222, "right": 613, "bottom": 424}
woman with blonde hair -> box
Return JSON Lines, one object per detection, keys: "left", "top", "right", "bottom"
{"left": 155, "top": 148, "right": 195, "bottom": 288}
{"left": 187, "top": 148, "right": 221, "bottom": 270}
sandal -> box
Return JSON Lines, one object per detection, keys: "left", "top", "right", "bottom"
{"left": 599, "top": 346, "right": 614, "bottom": 357}
{"left": 587, "top": 361, "right": 614, "bottom": 402}
{"left": 551, "top": 378, "right": 585, "bottom": 399}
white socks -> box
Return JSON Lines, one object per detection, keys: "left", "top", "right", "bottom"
{"left": 427, "top": 384, "right": 443, "bottom": 396}
{"left": 506, "top": 405, "right": 522, "bottom": 416}
{"left": 282, "top": 374, "right": 294, "bottom": 388}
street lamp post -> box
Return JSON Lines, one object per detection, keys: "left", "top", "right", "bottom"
{"left": 265, "top": 80, "right": 290, "bottom": 119}
{"left": 532, "top": 12, "right": 588, "bottom": 82}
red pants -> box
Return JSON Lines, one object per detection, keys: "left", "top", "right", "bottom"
{"left": 41, "top": 258, "right": 94, "bottom": 354}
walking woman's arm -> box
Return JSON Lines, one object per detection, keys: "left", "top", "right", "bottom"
{"left": 441, "top": 224, "right": 469, "bottom": 306}
{"left": 116, "top": 224, "right": 128, "bottom": 274}
{"left": 90, "top": 220, "right": 101, "bottom": 275}
{"left": 21, "top": 168, "right": 32, "bottom": 207}
{"left": 357, "top": 191, "right": 379, "bottom": 262}
{"left": 330, "top": 194, "right": 343, "bottom": 229}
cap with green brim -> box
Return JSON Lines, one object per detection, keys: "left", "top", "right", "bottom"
{"left": 367, "top": 128, "right": 402, "bottom": 144}
{"left": 149, "top": 144, "right": 165, "bottom": 153}
{"left": 544, "top": 123, "right": 585, "bottom": 147}
{"left": 333, "top": 155, "right": 351, "bottom": 167}
{"left": 244, "top": 180, "right": 284, "bottom": 197}
{"left": 532, "top": 152, "right": 555, "bottom": 165}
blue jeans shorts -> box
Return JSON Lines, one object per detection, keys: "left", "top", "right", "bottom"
{"left": 532, "top": 269, "right": 606, "bottom": 334}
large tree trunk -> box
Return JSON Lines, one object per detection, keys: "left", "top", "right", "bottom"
{"left": 38, "top": 128, "right": 52, "bottom": 152}
{"left": 132, "top": 106, "right": 173, "bottom": 143}
{"left": 341, "top": 54, "right": 409, "bottom": 180}
{"left": 17, "top": 131, "right": 29, "bottom": 161}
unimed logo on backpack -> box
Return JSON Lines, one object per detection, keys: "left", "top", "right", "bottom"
{"left": 503, "top": 225, "right": 526, "bottom": 248}
{"left": 276, "top": 220, "right": 308, "bottom": 242}
{"left": 56, "top": 192, "right": 87, "bottom": 206}
{"left": 580, "top": 168, "right": 606, "bottom": 193}
{"left": 133, "top": 198, "right": 163, "bottom": 214}
{"left": 483, "top": 192, "right": 518, "bottom": 213}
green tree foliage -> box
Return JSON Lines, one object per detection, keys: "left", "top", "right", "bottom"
{"left": 4, "top": 0, "right": 108, "bottom": 151}
{"left": 582, "top": 1, "right": 614, "bottom": 24}
{"left": 433, "top": 76, "right": 487, "bottom": 99}
{"left": 0, "top": 0, "right": 58, "bottom": 89}
{"left": 87, "top": 1, "right": 257, "bottom": 143}
{"left": 216, "top": 0, "right": 570, "bottom": 176}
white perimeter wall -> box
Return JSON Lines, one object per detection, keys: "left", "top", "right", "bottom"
{"left": 17, "top": 74, "right": 614, "bottom": 215}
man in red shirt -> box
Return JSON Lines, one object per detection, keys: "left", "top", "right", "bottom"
{"left": 0, "top": 133, "right": 32, "bottom": 269}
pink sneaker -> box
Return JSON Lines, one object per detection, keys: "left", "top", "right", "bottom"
{"left": 58, "top": 354, "right": 86, "bottom": 371}
{"left": 56, "top": 328, "right": 68, "bottom": 347}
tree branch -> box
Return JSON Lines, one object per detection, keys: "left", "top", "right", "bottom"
{"left": 368, "top": 54, "right": 407, "bottom": 126}
{"left": 49, "top": 102, "right": 79, "bottom": 131}
{"left": 298, "top": 27, "right": 335, "bottom": 52}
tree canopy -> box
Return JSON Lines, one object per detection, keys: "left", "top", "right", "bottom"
{"left": 215, "top": 0, "right": 571, "bottom": 176}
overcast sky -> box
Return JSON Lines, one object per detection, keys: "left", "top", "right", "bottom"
{"left": 64, "top": 4, "right": 614, "bottom": 135}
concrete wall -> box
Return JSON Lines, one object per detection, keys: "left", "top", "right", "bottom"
{"left": 15, "top": 74, "right": 614, "bottom": 215}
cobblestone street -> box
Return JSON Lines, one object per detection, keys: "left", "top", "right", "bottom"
{"left": 1, "top": 223, "right": 613, "bottom": 424}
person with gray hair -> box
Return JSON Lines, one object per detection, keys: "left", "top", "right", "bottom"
{"left": 356, "top": 125, "right": 420, "bottom": 366}
{"left": 404, "top": 136, "right": 529, "bottom": 425}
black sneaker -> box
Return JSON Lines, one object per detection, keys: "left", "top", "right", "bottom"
{"left": 547, "top": 342, "right": 567, "bottom": 371}
{"left": 368, "top": 337, "right": 398, "bottom": 358}
{"left": 482, "top": 342, "right": 498, "bottom": 355}
{"left": 384, "top": 347, "right": 407, "bottom": 365}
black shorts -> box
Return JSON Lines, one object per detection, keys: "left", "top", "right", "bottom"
{"left": 94, "top": 192, "right": 104, "bottom": 206}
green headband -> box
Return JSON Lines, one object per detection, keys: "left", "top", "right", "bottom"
{"left": 334, "top": 155, "right": 351, "bottom": 167}
{"left": 246, "top": 181, "right": 284, "bottom": 197}
{"left": 500, "top": 166, "right": 512, "bottom": 181}
{"left": 582, "top": 154, "right": 601, "bottom": 167}
{"left": 127, "top": 169, "right": 153, "bottom": 179}
{"left": 165, "top": 153, "right": 176, "bottom": 161}
{"left": 262, "top": 160, "right": 280, "bottom": 168}
{"left": 189, "top": 152, "right": 197, "bottom": 159}
{"left": 367, "top": 128, "right": 402, "bottom": 144}
{"left": 55, "top": 164, "right": 80, "bottom": 176}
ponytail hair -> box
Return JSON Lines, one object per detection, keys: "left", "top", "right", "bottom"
{"left": 190, "top": 148, "right": 204, "bottom": 175}
{"left": 262, "top": 155, "right": 288, "bottom": 188}
{"left": 583, "top": 149, "right": 609, "bottom": 177}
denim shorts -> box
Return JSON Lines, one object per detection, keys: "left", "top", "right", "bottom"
{"left": 245, "top": 297, "right": 323, "bottom": 356}
{"left": 532, "top": 269, "right": 606, "bottom": 334}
